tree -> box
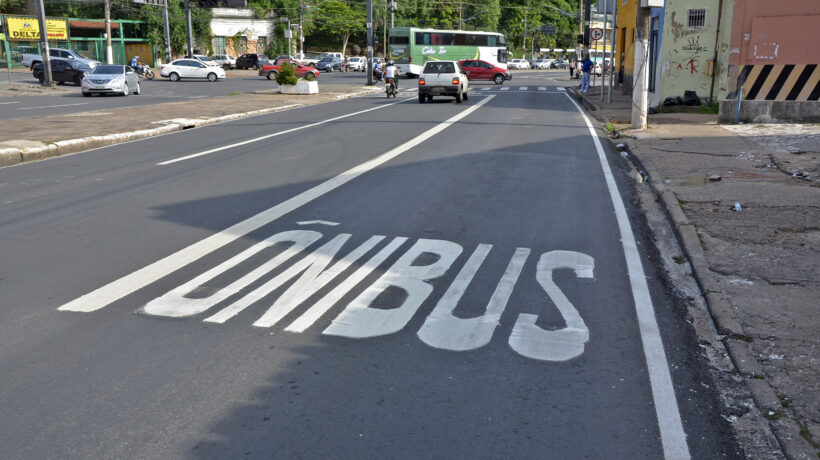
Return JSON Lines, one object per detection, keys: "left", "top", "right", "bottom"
{"left": 313, "top": 0, "right": 365, "bottom": 56}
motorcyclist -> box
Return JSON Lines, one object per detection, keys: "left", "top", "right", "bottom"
{"left": 384, "top": 59, "right": 400, "bottom": 92}
{"left": 373, "top": 60, "right": 382, "bottom": 80}
{"left": 130, "top": 55, "right": 139, "bottom": 70}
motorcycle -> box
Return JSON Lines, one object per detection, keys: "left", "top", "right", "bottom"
{"left": 373, "top": 67, "right": 383, "bottom": 81}
{"left": 136, "top": 64, "right": 154, "bottom": 80}
{"left": 385, "top": 77, "right": 397, "bottom": 98}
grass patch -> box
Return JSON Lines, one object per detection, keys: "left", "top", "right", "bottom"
{"left": 778, "top": 394, "right": 792, "bottom": 408}
{"left": 673, "top": 255, "right": 687, "bottom": 264}
{"left": 697, "top": 102, "right": 719, "bottom": 114}
{"left": 798, "top": 424, "right": 819, "bottom": 449}
{"left": 605, "top": 122, "right": 617, "bottom": 133}
{"left": 228, "top": 91, "right": 241, "bottom": 96}
{"left": 763, "top": 411, "right": 784, "bottom": 421}
{"left": 697, "top": 232, "right": 708, "bottom": 251}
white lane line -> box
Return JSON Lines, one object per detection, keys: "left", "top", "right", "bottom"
{"left": 564, "top": 93, "right": 691, "bottom": 460}
{"left": 158, "top": 98, "right": 407, "bottom": 165}
{"left": 187, "top": 95, "right": 209, "bottom": 99}
{"left": 557, "top": 87, "right": 566, "bottom": 92}
{"left": 58, "top": 95, "right": 496, "bottom": 313}
{"left": 500, "top": 87, "right": 510, "bottom": 91}
{"left": 0, "top": 101, "right": 22, "bottom": 105}
{"left": 481, "top": 87, "right": 491, "bottom": 91}
{"left": 519, "top": 87, "right": 528, "bottom": 91}
{"left": 296, "top": 220, "right": 339, "bottom": 226}
{"left": 538, "top": 87, "right": 547, "bottom": 91}
{"left": 19, "top": 102, "right": 88, "bottom": 110}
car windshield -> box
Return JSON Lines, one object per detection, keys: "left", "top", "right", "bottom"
{"left": 71, "top": 61, "right": 92, "bottom": 71}
{"left": 424, "top": 62, "right": 455, "bottom": 73}
{"left": 70, "top": 50, "right": 90, "bottom": 59}
{"left": 90, "top": 65, "right": 124, "bottom": 74}
{"left": 319, "top": 57, "right": 333, "bottom": 62}
{"left": 198, "top": 56, "right": 213, "bottom": 61}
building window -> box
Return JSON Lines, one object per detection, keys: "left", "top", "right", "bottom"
{"left": 214, "top": 36, "right": 225, "bottom": 54}
{"left": 238, "top": 36, "right": 247, "bottom": 54}
{"left": 257, "top": 36, "right": 266, "bottom": 53}
{"left": 687, "top": 9, "right": 707, "bottom": 30}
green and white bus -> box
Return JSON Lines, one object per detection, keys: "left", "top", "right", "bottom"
{"left": 387, "top": 27, "right": 508, "bottom": 77}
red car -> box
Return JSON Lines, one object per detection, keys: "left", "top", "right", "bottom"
{"left": 458, "top": 59, "right": 511, "bottom": 85}
{"left": 259, "top": 58, "right": 319, "bottom": 81}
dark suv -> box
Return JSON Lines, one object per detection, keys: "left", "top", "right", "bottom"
{"left": 235, "top": 53, "right": 270, "bottom": 70}
{"left": 32, "top": 58, "right": 91, "bottom": 85}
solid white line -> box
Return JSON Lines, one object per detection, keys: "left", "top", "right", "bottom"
{"left": 563, "top": 93, "right": 690, "bottom": 460}
{"left": 58, "top": 95, "right": 495, "bottom": 313}
{"left": 187, "top": 95, "right": 209, "bottom": 99}
{"left": 0, "top": 101, "right": 22, "bottom": 105}
{"left": 157, "top": 98, "right": 407, "bottom": 165}
{"left": 19, "top": 102, "right": 88, "bottom": 110}
{"left": 296, "top": 220, "right": 339, "bottom": 226}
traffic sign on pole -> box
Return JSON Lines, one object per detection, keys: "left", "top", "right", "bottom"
{"left": 590, "top": 28, "right": 603, "bottom": 41}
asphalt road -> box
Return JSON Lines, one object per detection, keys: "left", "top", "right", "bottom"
{"left": 0, "top": 76, "right": 739, "bottom": 459}
{"left": 0, "top": 68, "right": 373, "bottom": 120}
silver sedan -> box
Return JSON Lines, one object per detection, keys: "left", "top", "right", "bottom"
{"left": 81, "top": 64, "right": 140, "bottom": 97}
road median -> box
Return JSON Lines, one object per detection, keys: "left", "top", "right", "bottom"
{"left": 0, "top": 85, "right": 382, "bottom": 167}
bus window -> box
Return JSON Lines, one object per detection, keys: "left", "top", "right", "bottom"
{"left": 498, "top": 49, "right": 508, "bottom": 63}
{"left": 487, "top": 35, "right": 497, "bottom": 47}
{"left": 416, "top": 32, "right": 453, "bottom": 46}
{"left": 389, "top": 35, "right": 409, "bottom": 45}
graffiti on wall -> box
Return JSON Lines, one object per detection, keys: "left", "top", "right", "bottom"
{"left": 676, "top": 36, "right": 708, "bottom": 75}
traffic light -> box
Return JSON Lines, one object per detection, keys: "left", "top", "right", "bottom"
{"left": 577, "top": 34, "right": 583, "bottom": 44}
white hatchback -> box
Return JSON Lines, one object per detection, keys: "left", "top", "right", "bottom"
{"left": 160, "top": 59, "right": 226, "bottom": 82}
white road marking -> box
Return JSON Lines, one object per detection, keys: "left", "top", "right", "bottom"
{"left": 187, "top": 95, "right": 209, "bottom": 99}
{"left": 58, "top": 95, "right": 495, "bottom": 313}
{"left": 418, "top": 246, "right": 529, "bottom": 351}
{"left": 297, "top": 220, "right": 339, "bottom": 226}
{"left": 564, "top": 93, "right": 691, "bottom": 459}
{"left": 0, "top": 101, "right": 22, "bottom": 105}
{"left": 157, "top": 98, "right": 408, "bottom": 165}
{"left": 481, "top": 87, "right": 491, "bottom": 91}
{"left": 538, "top": 87, "right": 547, "bottom": 91}
{"left": 19, "top": 102, "right": 88, "bottom": 110}
{"left": 557, "top": 87, "right": 566, "bottom": 92}
{"left": 500, "top": 87, "right": 510, "bottom": 91}
{"left": 324, "top": 238, "right": 463, "bottom": 338}
{"left": 508, "top": 251, "right": 592, "bottom": 361}
{"left": 519, "top": 87, "right": 528, "bottom": 91}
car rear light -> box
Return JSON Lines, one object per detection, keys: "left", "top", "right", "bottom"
{"left": 452, "top": 77, "right": 460, "bottom": 85}
{"left": 409, "top": 56, "right": 413, "bottom": 63}
{"left": 419, "top": 78, "right": 425, "bottom": 85}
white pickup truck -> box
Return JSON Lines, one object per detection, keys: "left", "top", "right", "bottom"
{"left": 417, "top": 60, "right": 469, "bottom": 103}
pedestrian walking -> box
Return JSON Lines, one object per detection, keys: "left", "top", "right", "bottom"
{"left": 569, "top": 58, "right": 576, "bottom": 78}
{"left": 580, "top": 54, "right": 593, "bottom": 93}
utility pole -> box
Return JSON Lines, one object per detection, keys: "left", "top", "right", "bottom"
{"left": 162, "top": 0, "right": 172, "bottom": 63}
{"left": 184, "top": 0, "right": 194, "bottom": 56}
{"left": 390, "top": 1, "right": 396, "bottom": 28}
{"left": 583, "top": 0, "right": 591, "bottom": 57}
{"left": 601, "top": 0, "right": 608, "bottom": 101}
{"left": 608, "top": 0, "right": 618, "bottom": 103}
{"left": 298, "top": 0, "right": 304, "bottom": 60}
{"left": 631, "top": 6, "right": 650, "bottom": 129}
{"left": 366, "top": 0, "right": 373, "bottom": 85}
{"left": 522, "top": 12, "right": 527, "bottom": 58}
{"left": 104, "top": 0, "right": 113, "bottom": 64}
{"left": 35, "top": 0, "right": 53, "bottom": 86}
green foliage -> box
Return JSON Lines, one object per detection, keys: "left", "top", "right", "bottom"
{"left": 276, "top": 60, "right": 298, "bottom": 85}
{"left": 698, "top": 102, "right": 719, "bottom": 114}
{"left": 313, "top": 0, "right": 365, "bottom": 55}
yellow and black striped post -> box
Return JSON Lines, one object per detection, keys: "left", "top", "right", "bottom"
{"left": 728, "top": 64, "right": 820, "bottom": 101}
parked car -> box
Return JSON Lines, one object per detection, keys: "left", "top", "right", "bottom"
{"left": 417, "top": 60, "right": 469, "bottom": 103}
{"left": 551, "top": 59, "right": 568, "bottom": 69}
{"left": 508, "top": 59, "right": 530, "bottom": 70}
{"left": 183, "top": 54, "right": 220, "bottom": 67}
{"left": 458, "top": 59, "right": 511, "bottom": 85}
{"left": 297, "top": 53, "right": 321, "bottom": 67}
{"left": 235, "top": 53, "right": 270, "bottom": 70}
{"left": 209, "top": 54, "right": 236, "bottom": 69}
{"left": 160, "top": 59, "right": 226, "bottom": 81}
{"left": 82, "top": 64, "right": 140, "bottom": 96}
{"left": 259, "top": 59, "right": 319, "bottom": 80}
{"left": 32, "top": 58, "right": 91, "bottom": 86}
{"left": 23, "top": 47, "right": 101, "bottom": 70}
{"left": 533, "top": 59, "right": 552, "bottom": 69}
{"left": 316, "top": 56, "right": 343, "bottom": 72}
{"left": 348, "top": 56, "right": 367, "bottom": 71}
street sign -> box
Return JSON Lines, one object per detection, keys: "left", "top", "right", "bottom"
{"left": 132, "top": 0, "right": 165, "bottom": 5}
{"left": 590, "top": 28, "right": 604, "bottom": 41}
{"left": 539, "top": 25, "right": 557, "bottom": 35}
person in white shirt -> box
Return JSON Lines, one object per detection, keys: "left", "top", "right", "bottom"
{"left": 384, "top": 59, "right": 400, "bottom": 91}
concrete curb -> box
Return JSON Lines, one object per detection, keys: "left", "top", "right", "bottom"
{"left": 568, "top": 87, "right": 817, "bottom": 459}
{"left": 0, "top": 87, "right": 381, "bottom": 168}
